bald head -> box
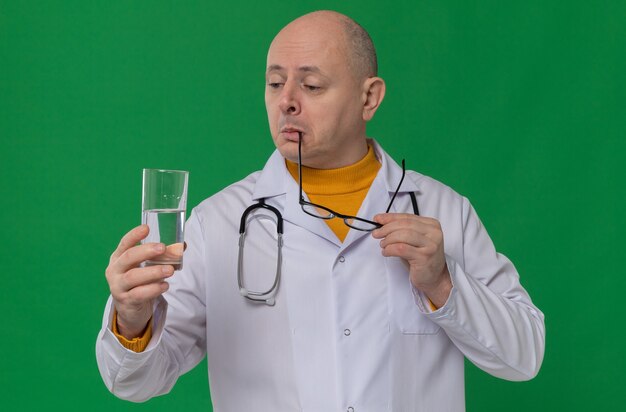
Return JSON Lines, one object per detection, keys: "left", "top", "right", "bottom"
{"left": 335, "top": 13, "right": 378, "bottom": 78}
{"left": 272, "top": 11, "right": 378, "bottom": 80}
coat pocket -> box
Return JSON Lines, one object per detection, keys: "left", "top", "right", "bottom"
{"left": 385, "top": 257, "right": 441, "bottom": 335}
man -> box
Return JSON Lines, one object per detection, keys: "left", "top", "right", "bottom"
{"left": 97, "top": 10, "right": 545, "bottom": 411}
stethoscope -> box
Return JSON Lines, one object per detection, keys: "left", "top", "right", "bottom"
{"left": 237, "top": 193, "right": 419, "bottom": 306}
{"left": 237, "top": 199, "right": 284, "bottom": 306}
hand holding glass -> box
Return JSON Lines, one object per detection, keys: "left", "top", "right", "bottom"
{"left": 141, "top": 169, "right": 189, "bottom": 270}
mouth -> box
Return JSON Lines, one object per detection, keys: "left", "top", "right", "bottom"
{"left": 280, "top": 126, "right": 304, "bottom": 142}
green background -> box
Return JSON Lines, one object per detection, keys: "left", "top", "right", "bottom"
{"left": 1, "top": 0, "right": 624, "bottom": 410}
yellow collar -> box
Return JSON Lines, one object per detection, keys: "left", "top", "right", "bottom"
{"left": 285, "top": 145, "right": 381, "bottom": 195}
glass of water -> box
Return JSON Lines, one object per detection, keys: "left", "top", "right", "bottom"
{"left": 141, "top": 169, "right": 189, "bottom": 270}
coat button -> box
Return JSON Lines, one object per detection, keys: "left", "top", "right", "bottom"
{"left": 344, "top": 329, "right": 351, "bottom": 336}
{"left": 338, "top": 255, "right": 345, "bottom": 263}
{"left": 347, "top": 407, "right": 355, "bottom": 412}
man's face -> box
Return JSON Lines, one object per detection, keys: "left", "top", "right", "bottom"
{"left": 265, "top": 21, "right": 368, "bottom": 169}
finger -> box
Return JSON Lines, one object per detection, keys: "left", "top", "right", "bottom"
{"left": 122, "top": 281, "right": 170, "bottom": 305}
{"left": 111, "top": 242, "right": 166, "bottom": 274}
{"left": 372, "top": 216, "right": 436, "bottom": 239}
{"left": 115, "top": 265, "right": 174, "bottom": 294}
{"left": 110, "top": 225, "right": 150, "bottom": 262}
{"left": 380, "top": 238, "right": 441, "bottom": 262}
{"left": 373, "top": 213, "right": 413, "bottom": 226}
{"left": 163, "top": 243, "right": 184, "bottom": 261}
{"left": 373, "top": 213, "right": 441, "bottom": 229}
{"left": 378, "top": 228, "right": 433, "bottom": 249}
{"left": 380, "top": 241, "right": 422, "bottom": 260}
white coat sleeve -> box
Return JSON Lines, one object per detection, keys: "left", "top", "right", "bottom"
{"left": 417, "top": 197, "right": 546, "bottom": 381}
{"left": 95, "top": 209, "right": 208, "bottom": 402}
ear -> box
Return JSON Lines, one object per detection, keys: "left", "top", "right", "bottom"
{"left": 361, "top": 76, "right": 386, "bottom": 121}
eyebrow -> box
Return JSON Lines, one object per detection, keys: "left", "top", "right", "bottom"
{"left": 266, "top": 64, "right": 324, "bottom": 75}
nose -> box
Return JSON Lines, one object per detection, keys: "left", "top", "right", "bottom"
{"left": 278, "top": 83, "right": 301, "bottom": 115}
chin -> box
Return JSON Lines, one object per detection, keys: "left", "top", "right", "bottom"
{"left": 274, "top": 139, "right": 298, "bottom": 162}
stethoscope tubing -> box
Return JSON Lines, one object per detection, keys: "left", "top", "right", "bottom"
{"left": 237, "top": 199, "right": 284, "bottom": 306}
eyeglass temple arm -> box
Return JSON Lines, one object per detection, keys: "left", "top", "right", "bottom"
{"left": 385, "top": 159, "right": 406, "bottom": 213}
{"left": 298, "top": 132, "right": 304, "bottom": 202}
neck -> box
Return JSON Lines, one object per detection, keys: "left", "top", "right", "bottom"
{"left": 299, "top": 138, "right": 369, "bottom": 169}
{"left": 287, "top": 144, "right": 380, "bottom": 194}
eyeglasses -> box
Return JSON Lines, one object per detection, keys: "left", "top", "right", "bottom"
{"left": 297, "top": 135, "right": 405, "bottom": 232}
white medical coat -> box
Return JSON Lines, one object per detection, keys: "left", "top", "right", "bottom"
{"left": 96, "top": 140, "right": 545, "bottom": 412}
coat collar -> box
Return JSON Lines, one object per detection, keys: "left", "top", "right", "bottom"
{"left": 370, "top": 139, "right": 421, "bottom": 195}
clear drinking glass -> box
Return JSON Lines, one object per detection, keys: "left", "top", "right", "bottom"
{"left": 141, "top": 169, "right": 189, "bottom": 270}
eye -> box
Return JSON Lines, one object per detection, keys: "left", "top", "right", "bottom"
{"left": 267, "top": 82, "right": 283, "bottom": 89}
{"left": 304, "top": 85, "right": 322, "bottom": 92}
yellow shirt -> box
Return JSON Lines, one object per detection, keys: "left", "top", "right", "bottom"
{"left": 285, "top": 145, "right": 381, "bottom": 242}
